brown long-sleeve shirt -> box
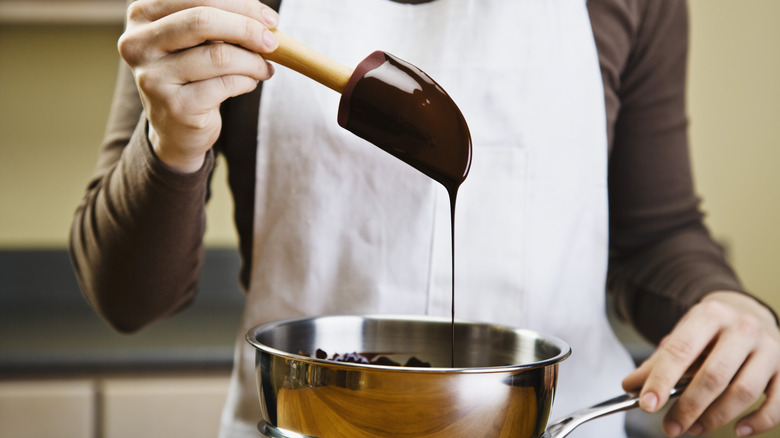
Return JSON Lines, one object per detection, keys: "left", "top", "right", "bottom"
{"left": 70, "top": 0, "right": 751, "bottom": 344}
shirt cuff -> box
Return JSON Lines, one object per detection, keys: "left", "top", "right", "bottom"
{"left": 132, "top": 116, "right": 216, "bottom": 191}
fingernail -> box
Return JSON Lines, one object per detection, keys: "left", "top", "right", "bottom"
{"left": 262, "top": 8, "right": 279, "bottom": 27}
{"left": 665, "top": 421, "right": 682, "bottom": 437}
{"left": 688, "top": 423, "right": 703, "bottom": 436}
{"left": 736, "top": 424, "right": 754, "bottom": 437}
{"left": 263, "top": 29, "right": 277, "bottom": 50}
{"left": 640, "top": 392, "right": 659, "bottom": 412}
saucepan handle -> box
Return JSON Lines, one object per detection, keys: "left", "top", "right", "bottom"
{"left": 540, "top": 378, "right": 691, "bottom": 438}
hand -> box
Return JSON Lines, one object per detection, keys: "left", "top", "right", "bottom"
{"left": 118, "top": 0, "right": 280, "bottom": 172}
{"left": 623, "top": 291, "right": 780, "bottom": 437}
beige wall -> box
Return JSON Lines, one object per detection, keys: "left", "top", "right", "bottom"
{"left": 687, "top": 0, "right": 780, "bottom": 314}
{"left": 688, "top": 2, "right": 779, "bottom": 436}
{"left": 0, "top": 23, "right": 238, "bottom": 248}
{"left": 0, "top": 24, "right": 123, "bottom": 247}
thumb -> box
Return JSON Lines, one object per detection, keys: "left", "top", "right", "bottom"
{"left": 622, "top": 358, "right": 662, "bottom": 413}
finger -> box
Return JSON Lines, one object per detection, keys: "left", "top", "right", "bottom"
{"left": 147, "top": 72, "right": 257, "bottom": 159}
{"left": 663, "top": 321, "right": 759, "bottom": 435}
{"left": 161, "top": 41, "right": 274, "bottom": 84}
{"left": 638, "top": 308, "right": 724, "bottom": 413}
{"left": 691, "top": 350, "right": 776, "bottom": 435}
{"left": 120, "top": 6, "right": 278, "bottom": 66}
{"left": 623, "top": 353, "right": 654, "bottom": 392}
{"left": 623, "top": 356, "right": 666, "bottom": 412}
{"left": 133, "top": 42, "right": 271, "bottom": 128}
{"left": 128, "top": 0, "right": 278, "bottom": 28}
{"left": 155, "top": 7, "right": 277, "bottom": 55}
{"left": 179, "top": 73, "right": 264, "bottom": 112}
{"left": 736, "top": 377, "right": 780, "bottom": 436}
{"left": 640, "top": 303, "right": 732, "bottom": 418}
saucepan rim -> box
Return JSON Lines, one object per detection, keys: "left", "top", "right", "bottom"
{"left": 245, "top": 314, "right": 572, "bottom": 373}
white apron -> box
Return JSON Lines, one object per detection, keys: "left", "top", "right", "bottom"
{"left": 220, "top": 0, "right": 636, "bottom": 437}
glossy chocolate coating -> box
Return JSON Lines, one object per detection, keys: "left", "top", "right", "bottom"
{"left": 338, "top": 51, "right": 472, "bottom": 193}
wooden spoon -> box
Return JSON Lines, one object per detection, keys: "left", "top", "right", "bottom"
{"left": 263, "top": 28, "right": 472, "bottom": 191}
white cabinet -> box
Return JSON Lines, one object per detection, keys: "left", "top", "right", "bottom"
{"left": 0, "top": 379, "right": 95, "bottom": 438}
{"left": 102, "top": 375, "right": 230, "bottom": 438}
{"left": 0, "top": 375, "right": 230, "bottom": 438}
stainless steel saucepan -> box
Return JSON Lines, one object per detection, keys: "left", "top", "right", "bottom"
{"left": 246, "top": 315, "right": 684, "bottom": 438}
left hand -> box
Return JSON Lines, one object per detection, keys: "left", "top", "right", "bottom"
{"left": 622, "top": 291, "right": 780, "bottom": 437}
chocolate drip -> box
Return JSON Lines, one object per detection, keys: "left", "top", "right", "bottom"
{"left": 338, "top": 51, "right": 472, "bottom": 367}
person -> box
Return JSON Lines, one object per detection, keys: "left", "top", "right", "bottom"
{"left": 70, "top": 0, "right": 780, "bottom": 437}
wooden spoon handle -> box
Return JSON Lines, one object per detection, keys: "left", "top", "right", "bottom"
{"left": 264, "top": 28, "right": 353, "bottom": 94}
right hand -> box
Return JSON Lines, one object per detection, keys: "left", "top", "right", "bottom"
{"left": 118, "top": 0, "right": 280, "bottom": 172}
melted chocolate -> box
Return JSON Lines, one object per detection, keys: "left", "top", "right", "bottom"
{"left": 338, "top": 51, "right": 472, "bottom": 367}
{"left": 311, "top": 349, "right": 432, "bottom": 368}
{"left": 338, "top": 51, "right": 471, "bottom": 194}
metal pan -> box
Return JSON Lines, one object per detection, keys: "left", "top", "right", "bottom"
{"left": 246, "top": 315, "right": 683, "bottom": 438}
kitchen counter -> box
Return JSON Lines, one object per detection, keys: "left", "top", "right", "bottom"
{"left": 0, "top": 249, "right": 244, "bottom": 377}
{"left": 0, "top": 248, "right": 655, "bottom": 377}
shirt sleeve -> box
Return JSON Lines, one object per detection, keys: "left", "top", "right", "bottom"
{"left": 594, "top": 0, "right": 769, "bottom": 344}
{"left": 69, "top": 60, "right": 215, "bottom": 333}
